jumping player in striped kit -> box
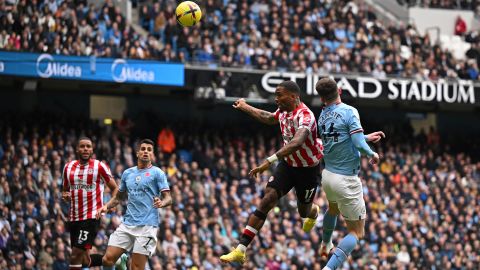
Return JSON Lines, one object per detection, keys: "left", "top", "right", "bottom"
{"left": 220, "top": 80, "right": 323, "bottom": 264}
{"left": 62, "top": 137, "right": 120, "bottom": 270}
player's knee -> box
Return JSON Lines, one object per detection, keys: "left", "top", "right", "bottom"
{"left": 350, "top": 230, "right": 364, "bottom": 240}
{"left": 102, "top": 255, "right": 116, "bottom": 267}
{"left": 347, "top": 225, "right": 365, "bottom": 240}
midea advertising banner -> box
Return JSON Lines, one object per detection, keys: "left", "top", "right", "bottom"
{"left": 0, "top": 51, "right": 184, "bottom": 86}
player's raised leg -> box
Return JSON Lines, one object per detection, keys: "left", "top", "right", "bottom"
{"left": 322, "top": 173, "right": 366, "bottom": 270}
{"left": 295, "top": 165, "right": 321, "bottom": 233}
{"left": 320, "top": 202, "right": 338, "bottom": 258}
{"left": 319, "top": 169, "right": 341, "bottom": 258}
{"left": 220, "top": 187, "right": 280, "bottom": 264}
{"left": 300, "top": 201, "right": 320, "bottom": 232}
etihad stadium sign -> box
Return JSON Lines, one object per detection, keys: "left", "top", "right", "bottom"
{"left": 261, "top": 71, "right": 476, "bottom": 104}
{"left": 185, "top": 68, "right": 478, "bottom": 106}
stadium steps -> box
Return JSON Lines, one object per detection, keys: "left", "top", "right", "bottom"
{"left": 368, "top": 0, "right": 409, "bottom": 23}
{"left": 362, "top": 0, "right": 406, "bottom": 26}
{"left": 131, "top": 4, "right": 139, "bottom": 25}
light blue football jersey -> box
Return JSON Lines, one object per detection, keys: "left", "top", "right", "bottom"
{"left": 119, "top": 165, "right": 170, "bottom": 227}
{"left": 318, "top": 102, "right": 365, "bottom": 176}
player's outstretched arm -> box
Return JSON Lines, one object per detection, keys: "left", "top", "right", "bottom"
{"left": 95, "top": 170, "right": 120, "bottom": 218}
{"left": 351, "top": 132, "right": 380, "bottom": 164}
{"left": 233, "top": 98, "right": 278, "bottom": 125}
{"left": 274, "top": 128, "right": 309, "bottom": 159}
{"left": 153, "top": 191, "right": 172, "bottom": 208}
{"left": 365, "top": 131, "right": 385, "bottom": 143}
{"left": 249, "top": 129, "right": 309, "bottom": 178}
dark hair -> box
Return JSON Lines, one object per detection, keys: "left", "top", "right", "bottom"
{"left": 278, "top": 80, "right": 300, "bottom": 94}
{"left": 139, "top": 139, "right": 155, "bottom": 148}
{"left": 315, "top": 78, "right": 338, "bottom": 102}
{"left": 77, "top": 137, "right": 92, "bottom": 146}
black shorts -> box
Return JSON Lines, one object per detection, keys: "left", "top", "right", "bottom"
{"left": 68, "top": 219, "right": 100, "bottom": 250}
{"left": 267, "top": 160, "right": 320, "bottom": 204}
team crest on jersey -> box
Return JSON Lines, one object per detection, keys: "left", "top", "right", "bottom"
{"left": 87, "top": 168, "right": 93, "bottom": 174}
{"left": 268, "top": 176, "right": 274, "bottom": 182}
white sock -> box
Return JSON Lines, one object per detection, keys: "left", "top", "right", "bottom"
{"left": 323, "top": 267, "right": 332, "bottom": 270}
{"left": 237, "top": 244, "right": 247, "bottom": 253}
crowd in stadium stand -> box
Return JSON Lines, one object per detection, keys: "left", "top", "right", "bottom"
{"left": 398, "top": 0, "right": 479, "bottom": 11}
{"left": 0, "top": 0, "right": 160, "bottom": 59}
{"left": 1, "top": 0, "right": 480, "bottom": 81}
{"left": 0, "top": 112, "right": 478, "bottom": 269}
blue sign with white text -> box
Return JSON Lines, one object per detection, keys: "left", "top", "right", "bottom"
{"left": 0, "top": 51, "right": 184, "bottom": 86}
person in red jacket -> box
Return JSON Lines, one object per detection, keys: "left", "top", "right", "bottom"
{"left": 455, "top": 16, "right": 467, "bottom": 36}
{"left": 157, "top": 126, "right": 176, "bottom": 154}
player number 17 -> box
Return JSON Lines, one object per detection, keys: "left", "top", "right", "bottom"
{"left": 305, "top": 188, "right": 315, "bottom": 201}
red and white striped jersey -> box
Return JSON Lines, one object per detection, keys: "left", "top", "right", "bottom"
{"left": 62, "top": 159, "right": 113, "bottom": 222}
{"left": 274, "top": 103, "right": 323, "bottom": 167}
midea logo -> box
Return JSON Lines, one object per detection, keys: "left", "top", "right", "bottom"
{"left": 111, "top": 59, "right": 154, "bottom": 83}
{"left": 36, "top": 54, "right": 82, "bottom": 78}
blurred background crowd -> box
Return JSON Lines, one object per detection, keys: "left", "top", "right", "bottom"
{"left": 0, "top": 112, "right": 478, "bottom": 270}
{"left": 1, "top": 0, "right": 480, "bottom": 269}
{"left": 2, "top": 0, "right": 480, "bottom": 80}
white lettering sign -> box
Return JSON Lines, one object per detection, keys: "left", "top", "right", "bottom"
{"left": 36, "top": 54, "right": 82, "bottom": 78}
{"left": 260, "top": 72, "right": 476, "bottom": 104}
{"left": 112, "top": 59, "right": 155, "bottom": 83}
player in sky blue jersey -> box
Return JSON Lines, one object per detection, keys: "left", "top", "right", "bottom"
{"left": 89, "top": 139, "right": 172, "bottom": 270}
{"left": 315, "top": 78, "right": 384, "bottom": 270}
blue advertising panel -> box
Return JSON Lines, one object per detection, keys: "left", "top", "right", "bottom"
{"left": 0, "top": 51, "right": 184, "bottom": 86}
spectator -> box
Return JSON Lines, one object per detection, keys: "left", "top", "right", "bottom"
{"left": 427, "top": 126, "right": 440, "bottom": 146}
{"left": 52, "top": 250, "right": 68, "bottom": 270}
{"left": 454, "top": 15, "right": 467, "bottom": 36}
{"left": 157, "top": 125, "right": 176, "bottom": 154}
{"left": 116, "top": 112, "right": 135, "bottom": 136}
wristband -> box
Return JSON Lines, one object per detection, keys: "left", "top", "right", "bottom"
{"left": 266, "top": 154, "right": 278, "bottom": 163}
